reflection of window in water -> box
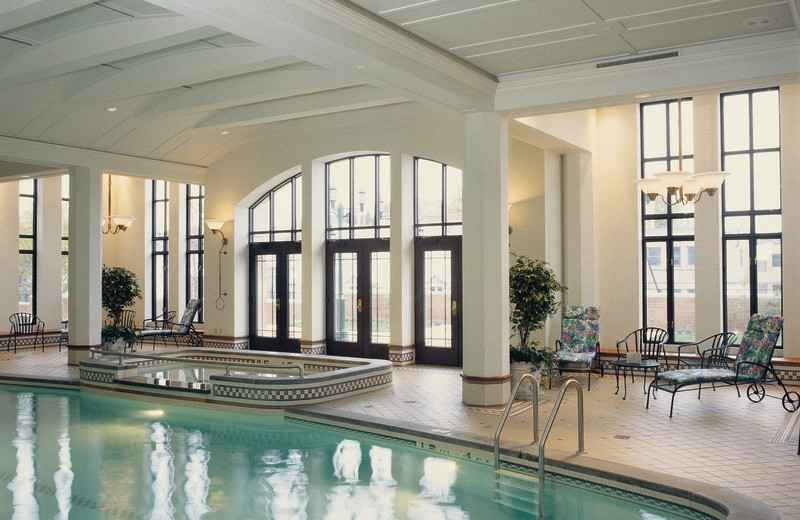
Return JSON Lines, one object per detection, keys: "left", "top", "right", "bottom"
{"left": 149, "top": 422, "right": 176, "bottom": 520}
{"left": 55, "top": 397, "right": 74, "bottom": 520}
{"left": 8, "top": 393, "right": 38, "bottom": 518}
{"left": 184, "top": 430, "right": 210, "bottom": 520}
{"left": 260, "top": 449, "right": 308, "bottom": 519}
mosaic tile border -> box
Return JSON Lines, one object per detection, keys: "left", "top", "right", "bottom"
{"left": 213, "top": 372, "right": 392, "bottom": 402}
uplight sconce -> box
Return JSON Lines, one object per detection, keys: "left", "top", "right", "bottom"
{"left": 102, "top": 174, "right": 136, "bottom": 234}
{"left": 205, "top": 219, "right": 229, "bottom": 310}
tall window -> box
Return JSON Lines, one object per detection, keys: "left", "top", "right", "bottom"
{"left": 19, "top": 179, "right": 36, "bottom": 314}
{"left": 249, "top": 173, "right": 302, "bottom": 351}
{"left": 415, "top": 157, "right": 462, "bottom": 236}
{"left": 325, "top": 155, "right": 390, "bottom": 358}
{"left": 186, "top": 184, "right": 204, "bottom": 322}
{"left": 721, "top": 87, "right": 782, "bottom": 334}
{"left": 151, "top": 180, "right": 169, "bottom": 318}
{"left": 640, "top": 99, "right": 696, "bottom": 342}
{"left": 61, "top": 176, "right": 69, "bottom": 321}
{"left": 327, "top": 155, "right": 390, "bottom": 239}
{"left": 413, "top": 158, "right": 463, "bottom": 366}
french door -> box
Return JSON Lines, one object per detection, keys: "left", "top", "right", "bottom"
{"left": 249, "top": 241, "right": 302, "bottom": 352}
{"left": 326, "top": 238, "right": 390, "bottom": 359}
{"left": 414, "top": 236, "right": 462, "bottom": 366}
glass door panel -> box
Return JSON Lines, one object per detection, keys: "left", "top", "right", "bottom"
{"left": 255, "top": 254, "right": 277, "bottom": 338}
{"left": 333, "top": 252, "right": 358, "bottom": 343}
{"left": 415, "top": 236, "right": 461, "bottom": 366}
{"left": 371, "top": 252, "right": 390, "bottom": 345}
{"left": 249, "top": 242, "right": 301, "bottom": 352}
{"left": 326, "top": 239, "right": 390, "bottom": 358}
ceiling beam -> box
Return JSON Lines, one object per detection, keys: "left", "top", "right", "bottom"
{"left": 0, "top": 0, "right": 95, "bottom": 34}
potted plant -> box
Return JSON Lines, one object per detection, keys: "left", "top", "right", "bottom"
{"left": 101, "top": 265, "right": 141, "bottom": 351}
{"left": 509, "top": 254, "right": 567, "bottom": 397}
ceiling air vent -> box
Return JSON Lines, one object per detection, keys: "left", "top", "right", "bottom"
{"left": 597, "top": 51, "right": 679, "bottom": 68}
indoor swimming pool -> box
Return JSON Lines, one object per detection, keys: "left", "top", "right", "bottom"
{"left": 0, "top": 385, "right": 720, "bottom": 519}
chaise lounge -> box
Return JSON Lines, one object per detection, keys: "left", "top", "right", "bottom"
{"left": 646, "top": 314, "right": 797, "bottom": 417}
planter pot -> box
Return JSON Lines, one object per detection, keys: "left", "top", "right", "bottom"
{"left": 510, "top": 361, "right": 543, "bottom": 400}
{"left": 103, "top": 337, "right": 126, "bottom": 351}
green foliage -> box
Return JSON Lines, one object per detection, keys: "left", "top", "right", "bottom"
{"left": 102, "top": 265, "right": 141, "bottom": 325}
{"left": 101, "top": 325, "right": 138, "bottom": 348}
{"left": 509, "top": 254, "right": 566, "bottom": 372}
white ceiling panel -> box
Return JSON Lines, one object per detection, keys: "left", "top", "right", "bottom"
{"left": 0, "top": 0, "right": 796, "bottom": 174}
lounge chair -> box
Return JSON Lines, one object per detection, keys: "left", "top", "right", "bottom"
{"left": 550, "top": 306, "right": 601, "bottom": 390}
{"left": 646, "top": 314, "right": 798, "bottom": 417}
{"left": 138, "top": 299, "right": 202, "bottom": 348}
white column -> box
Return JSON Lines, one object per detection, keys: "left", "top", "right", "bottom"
{"left": 461, "top": 112, "right": 510, "bottom": 406}
{"left": 693, "top": 94, "right": 724, "bottom": 340}
{"left": 780, "top": 85, "right": 800, "bottom": 357}
{"left": 67, "top": 166, "right": 104, "bottom": 365}
{"left": 0, "top": 182, "right": 19, "bottom": 323}
{"left": 562, "top": 151, "right": 597, "bottom": 305}
{"left": 38, "top": 177, "right": 64, "bottom": 329}
{"left": 300, "top": 158, "right": 326, "bottom": 354}
{"left": 389, "top": 153, "right": 415, "bottom": 364}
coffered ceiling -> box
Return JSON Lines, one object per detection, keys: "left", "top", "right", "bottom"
{"left": 0, "top": 0, "right": 798, "bottom": 178}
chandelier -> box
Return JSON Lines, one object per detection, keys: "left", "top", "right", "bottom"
{"left": 102, "top": 174, "right": 136, "bottom": 234}
{"left": 635, "top": 99, "right": 729, "bottom": 206}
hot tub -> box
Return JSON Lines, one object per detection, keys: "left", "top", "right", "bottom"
{"left": 79, "top": 348, "right": 392, "bottom": 414}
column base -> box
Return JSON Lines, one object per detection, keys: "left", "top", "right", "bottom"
{"left": 67, "top": 344, "right": 101, "bottom": 366}
{"left": 389, "top": 344, "right": 415, "bottom": 366}
{"left": 461, "top": 373, "right": 511, "bottom": 406}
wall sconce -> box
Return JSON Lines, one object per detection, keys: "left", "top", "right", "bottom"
{"left": 102, "top": 174, "right": 136, "bottom": 234}
{"left": 205, "top": 219, "right": 228, "bottom": 310}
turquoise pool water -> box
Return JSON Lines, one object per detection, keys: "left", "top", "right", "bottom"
{"left": 0, "top": 386, "right": 711, "bottom": 519}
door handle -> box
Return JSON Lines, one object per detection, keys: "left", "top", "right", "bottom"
{"left": 452, "top": 300, "right": 457, "bottom": 316}
{"left": 276, "top": 298, "right": 281, "bottom": 311}
{"left": 358, "top": 298, "right": 362, "bottom": 313}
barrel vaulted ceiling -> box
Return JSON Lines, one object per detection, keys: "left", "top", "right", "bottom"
{"left": 0, "top": 0, "right": 798, "bottom": 179}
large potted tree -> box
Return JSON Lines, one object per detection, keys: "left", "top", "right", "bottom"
{"left": 509, "top": 254, "right": 567, "bottom": 398}
{"left": 100, "top": 265, "right": 141, "bottom": 351}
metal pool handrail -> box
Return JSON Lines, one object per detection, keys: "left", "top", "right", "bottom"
{"left": 88, "top": 348, "right": 305, "bottom": 378}
{"left": 494, "top": 372, "right": 540, "bottom": 470}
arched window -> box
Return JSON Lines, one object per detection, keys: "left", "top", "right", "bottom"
{"left": 249, "top": 172, "right": 302, "bottom": 351}
{"left": 251, "top": 174, "right": 302, "bottom": 242}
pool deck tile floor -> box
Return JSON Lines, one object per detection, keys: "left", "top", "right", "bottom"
{"left": 2, "top": 347, "right": 800, "bottom": 519}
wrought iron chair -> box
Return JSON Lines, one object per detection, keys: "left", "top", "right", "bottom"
{"left": 675, "top": 331, "right": 738, "bottom": 370}
{"left": 616, "top": 326, "right": 669, "bottom": 370}
{"left": 59, "top": 320, "right": 69, "bottom": 352}
{"left": 138, "top": 310, "right": 177, "bottom": 349}
{"left": 647, "top": 314, "right": 798, "bottom": 416}
{"left": 550, "top": 306, "right": 601, "bottom": 390}
{"left": 104, "top": 309, "right": 137, "bottom": 328}
{"left": 8, "top": 312, "right": 45, "bottom": 353}
{"left": 145, "top": 299, "right": 202, "bottom": 348}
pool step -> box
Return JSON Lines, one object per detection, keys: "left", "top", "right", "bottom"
{"left": 494, "top": 469, "right": 540, "bottom": 516}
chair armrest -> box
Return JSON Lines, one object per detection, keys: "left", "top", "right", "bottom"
{"left": 616, "top": 339, "right": 628, "bottom": 358}
{"left": 555, "top": 339, "right": 563, "bottom": 351}
{"left": 700, "top": 345, "right": 736, "bottom": 369}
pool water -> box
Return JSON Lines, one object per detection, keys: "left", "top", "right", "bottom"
{"left": 0, "top": 386, "right": 709, "bottom": 519}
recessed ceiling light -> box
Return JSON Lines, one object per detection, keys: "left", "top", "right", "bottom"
{"left": 106, "top": 107, "right": 117, "bottom": 112}
{"left": 357, "top": 65, "right": 368, "bottom": 71}
{"left": 221, "top": 130, "right": 230, "bottom": 135}
{"left": 635, "top": 93, "right": 651, "bottom": 99}
{"left": 743, "top": 16, "right": 775, "bottom": 28}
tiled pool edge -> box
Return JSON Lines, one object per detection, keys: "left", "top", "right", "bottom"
{"left": 288, "top": 405, "right": 778, "bottom": 520}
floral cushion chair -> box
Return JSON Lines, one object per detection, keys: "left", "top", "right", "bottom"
{"left": 647, "top": 314, "right": 784, "bottom": 417}
{"left": 551, "top": 306, "right": 601, "bottom": 390}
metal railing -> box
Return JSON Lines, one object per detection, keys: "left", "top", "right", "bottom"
{"left": 494, "top": 377, "right": 586, "bottom": 519}
{"left": 89, "top": 348, "right": 305, "bottom": 378}
{"left": 494, "top": 372, "right": 541, "bottom": 470}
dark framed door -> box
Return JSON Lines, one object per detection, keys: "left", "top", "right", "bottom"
{"left": 249, "top": 241, "right": 302, "bottom": 352}
{"left": 326, "top": 238, "right": 390, "bottom": 359}
{"left": 414, "top": 236, "right": 462, "bottom": 366}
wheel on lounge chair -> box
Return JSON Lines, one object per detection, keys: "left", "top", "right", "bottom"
{"left": 746, "top": 383, "right": 766, "bottom": 403}
{"left": 783, "top": 392, "right": 800, "bottom": 412}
